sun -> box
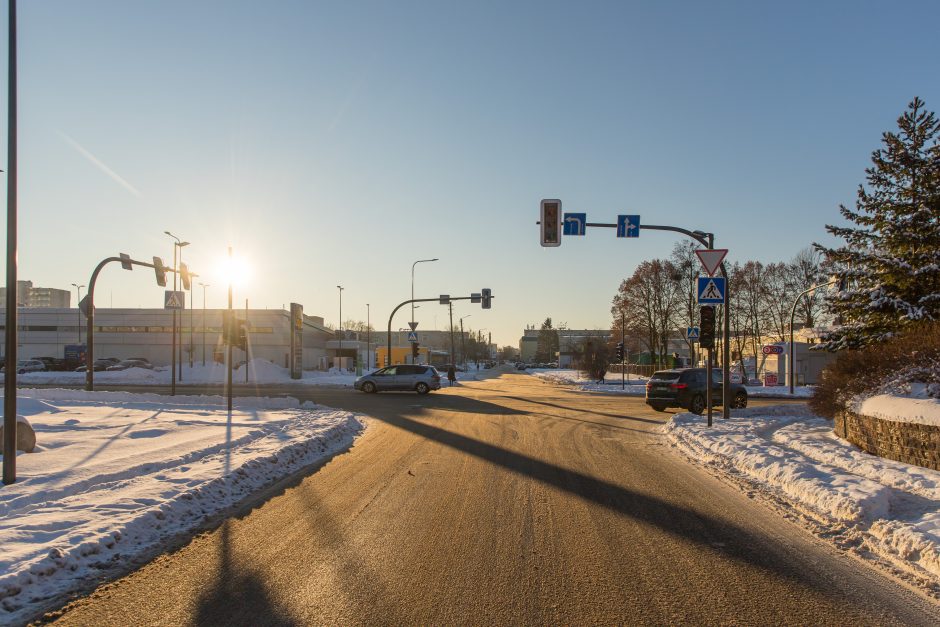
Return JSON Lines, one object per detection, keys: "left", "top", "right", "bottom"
{"left": 214, "top": 253, "right": 253, "bottom": 288}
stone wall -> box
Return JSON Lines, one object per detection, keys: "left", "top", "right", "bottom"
{"left": 835, "top": 409, "right": 940, "bottom": 471}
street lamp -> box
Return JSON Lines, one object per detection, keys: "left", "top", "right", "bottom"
{"left": 199, "top": 282, "right": 210, "bottom": 366}
{"left": 71, "top": 283, "right": 85, "bottom": 343}
{"left": 366, "top": 303, "right": 370, "bottom": 369}
{"left": 411, "top": 258, "right": 438, "bottom": 324}
{"left": 788, "top": 279, "right": 840, "bottom": 394}
{"left": 337, "top": 285, "right": 344, "bottom": 370}
{"left": 165, "top": 232, "right": 189, "bottom": 391}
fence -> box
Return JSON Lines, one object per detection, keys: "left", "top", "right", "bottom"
{"left": 607, "top": 363, "right": 660, "bottom": 378}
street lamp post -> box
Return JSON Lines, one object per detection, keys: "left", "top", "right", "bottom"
{"left": 71, "top": 283, "right": 85, "bottom": 343}
{"left": 366, "top": 303, "right": 370, "bottom": 369}
{"left": 411, "top": 258, "right": 438, "bottom": 325}
{"left": 164, "top": 231, "right": 189, "bottom": 393}
{"left": 788, "top": 279, "right": 839, "bottom": 394}
{"left": 199, "top": 282, "right": 209, "bottom": 366}
{"left": 337, "top": 285, "right": 343, "bottom": 371}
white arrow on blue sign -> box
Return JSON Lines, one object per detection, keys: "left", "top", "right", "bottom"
{"left": 686, "top": 326, "right": 700, "bottom": 340}
{"left": 563, "top": 213, "right": 586, "bottom": 236}
{"left": 697, "top": 277, "right": 726, "bottom": 304}
{"left": 616, "top": 215, "right": 640, "bottom": 238}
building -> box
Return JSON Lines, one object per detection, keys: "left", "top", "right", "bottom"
{"left": 518, "top": 328, "right": 612, "bottom": 367}
{"left": 0, "top": 281, "right": 70, "bottom": 308}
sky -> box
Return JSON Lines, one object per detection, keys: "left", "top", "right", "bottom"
{"left": 1, "top": 0, "right": 939, "bottom": 348}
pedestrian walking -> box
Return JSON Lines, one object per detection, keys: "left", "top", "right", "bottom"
{"left": 447, "top": 365, "right": 457, "bottom": 387}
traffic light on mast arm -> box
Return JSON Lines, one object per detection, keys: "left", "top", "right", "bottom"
{"left": 481, "top": 288, "right": 492, "bottom": 309}
{"left": 540, "top": 199, "right": 562, "bottom": 247}
{"left": 152, "top": 257, "right": 167, "bottom": 287}
{"left": 179, "top": 262, "right": 192, "bottom": 291}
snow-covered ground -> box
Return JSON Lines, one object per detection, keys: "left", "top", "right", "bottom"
{"left": 0, "top": 388, "right": 366, "bottom": 625}
{"left": 666, "top": 402, "right": 940, "bottom": 588}
{"left": 528, "top": 368, "right": 813, "bottom": 398}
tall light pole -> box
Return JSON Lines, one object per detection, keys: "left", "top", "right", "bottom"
{"left": 71, "top": 283, "right": 85, "bottom": 343}
{"left": 788, "top": 279, "right": 839, "bottom": 394}
{"left": 336, "top": 285, "right": 344, "bottom": 370}
{"left": 459, "top": 315, "right": 471, "bottom": 366}
{"left": 4, "top": 0, "right": 18, "bottom": 484}
{"left": 164, "top": 231, "right": 189, "bottom": 392}
{"left": 411, "top": 258, "right": 438, "bottom": 325}
{"left": 199, "top": 282, "right": 209, "bottom": 366}
{"left": 366, "top": 303, "right": 370, "bottom": 369}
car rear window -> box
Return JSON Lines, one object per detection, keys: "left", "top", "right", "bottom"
{"left": 650, "top": 371, "right": 679, "bottom": 381}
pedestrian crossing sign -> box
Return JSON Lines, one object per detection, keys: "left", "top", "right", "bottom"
{"left": 697, "top": 277, "right": 726, "bottom": 304}
{"left": 164, "top": 290, "right": 185, "bottom": 309}
{"left": 686, "top": 326, "right": 700, "bottom": 340}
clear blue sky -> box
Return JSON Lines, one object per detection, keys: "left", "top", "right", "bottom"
{"left": 2, "top": 0, "right": 939, "bottom": 347}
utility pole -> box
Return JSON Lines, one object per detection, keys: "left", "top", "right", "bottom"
{"left": 227, "top": 247, "right": 233, "bottom": 414}
{"left": 448, "top": 302, "right": 455, "bottom": 365}
{"left": 366, "top": 303, "right": 370, "bottom": 369}
{"left": 621, "top": 310, "right": 625, "bottom": 391}
{"left": 3, "top": 0, "right": 18, "bottom": 485}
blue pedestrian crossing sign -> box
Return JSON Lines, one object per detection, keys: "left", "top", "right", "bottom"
{"left": 697, "top": 277, "right": 726, "bottom": 304}
{"left": 563, "top": 213, "right": 586, "bottom": 236}
{"left": 407, "top": 331, "right": 418, "bottom": 342}
{"left": 686, "top": 326, "right": 700, "bottom": 340}
{"left": 164, "top": 290, "right": 185, "bottom": 310}
{"left": 616, "top": 215, "right": 640, "bottom": 238}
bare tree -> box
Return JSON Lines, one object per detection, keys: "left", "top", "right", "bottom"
{"left": 613, "top": 260, "right": 683, "bottom": 368}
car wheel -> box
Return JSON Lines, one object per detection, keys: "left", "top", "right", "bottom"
{"left": 734, "top": 391, "right": 748, "bottom": 408}
{"left": 362, "top": 381, "right": 376, "bottom": 394}
{"left": 415, "top": 382, "right": 430, "bottom": 395}
{"left": 689, "top": 394, "right": 705, "bottom": 415}
{"left": 649, "top": 403, "right": 667, "bottom": 412}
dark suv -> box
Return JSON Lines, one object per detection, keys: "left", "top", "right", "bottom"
{"left": 645, "top": 368, "right": 748, "bottom": 414}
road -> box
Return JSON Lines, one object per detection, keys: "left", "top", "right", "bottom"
{"left": 47, "top": 372, "right": 940, "bottom": 625}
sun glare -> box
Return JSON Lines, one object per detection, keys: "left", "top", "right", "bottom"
{"left": 214, "top": 254, "right": 253, "bottom": 288}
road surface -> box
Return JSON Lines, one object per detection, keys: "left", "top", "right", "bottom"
{"left": 46, "top": 372, "right": 940, "bottom": 625}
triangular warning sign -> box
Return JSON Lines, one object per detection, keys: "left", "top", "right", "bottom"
{"left": 408, "top": 321, "right": 418, "bottom": 331}
{"left": 699, "top": 279, "right": 723, "bottom": 301}
{"left": 695, "top": 249, "right": 728, "bottom": 276}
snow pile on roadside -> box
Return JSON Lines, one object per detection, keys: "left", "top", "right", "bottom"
{"left": 855, "top": 389, "right": 940, "bottom": 426}
{"left": 666, "top": 406, "right": 940, "bottom": 584}
{"left": 528, "top": 369, "right": 649, "bottom": 395}
{"left": 0, "top": 389, "right": 366, "bottom": 624}
{"left": 745, "top": 385, "right": 815, "bottom": 398}
{"left": 18, "top": 359, "right": 363, "bottom": 387}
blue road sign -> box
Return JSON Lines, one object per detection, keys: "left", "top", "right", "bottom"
{"left": 616, "top": 215, "right": 640, "bottom": 238}
{"left": 697, "top": 277, "right": 726, "bottom": 304}
{"left": 407, "top": 331, "right": 418, "bottom": 342}
{"left": 164, "top": 290, "right": 185, "bottom": 310}
{"left": 563, "top": 213, "right": 586, "bottom": 236}
{"left": 686, "top": 326, "right": 700, "bottom": 340}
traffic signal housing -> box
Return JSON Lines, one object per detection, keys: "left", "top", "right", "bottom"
{"left": 615, "top": 341, "right": 624, "bottom": 362}
{"left": 153, "top": 257, "right": 167, "bottom": 287}
{"left": 481, "top": 288, "right": 492, "bottom": 309}
{"left": 222, "top": 312, "right": 248, "bottom": 351}
{"left": 540, "top": 199, "right": 562, "bottom": 247}
{"left": 699, "top": 305, "right": 715, "bottom": 349}
{"left": 411, "top": 342, "right": 420, "bottom": 361}
{"left": 180, "top": 262, "right": 192, "bottom": 291}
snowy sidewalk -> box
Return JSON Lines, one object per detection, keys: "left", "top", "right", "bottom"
{"left": 666, "top": 406, "right": 940, "bottom": 587}
{"left": 0, "top": 389, "right": 366, "bottom": 625}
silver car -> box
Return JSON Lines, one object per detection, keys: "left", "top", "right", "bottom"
{"left": 355, "top": 365, "right": 442, "bottom": 394}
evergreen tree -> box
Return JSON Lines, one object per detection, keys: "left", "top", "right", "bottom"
{"left": 816, "top": 98, "right": 940, "bottom": 349}
{"left": 536, "top": 318, "right": 559, "bottom": 362}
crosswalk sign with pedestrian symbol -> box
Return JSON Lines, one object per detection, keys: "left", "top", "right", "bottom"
{"left": 697, "top": 277, "right": 726, "bottom": 304}
{"left": 164, "top": 290, "right": 185, "bottom": 310}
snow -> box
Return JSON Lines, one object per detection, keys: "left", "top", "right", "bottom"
{"left": 856, "top": 392, "right": 940, "bottom": 426}
{"left": 666, "top": 406, "right": 940, "bottom": 585}
{"left": 0, "top": 388, "right": 366, "bottom": 624}
{"left": 529, "top": 368, "right": 814, "bottom": 398}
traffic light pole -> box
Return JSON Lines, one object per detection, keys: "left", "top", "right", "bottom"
{"left": 620, "top": 311, "right": 625, "bottom": 391}
{"left": 387, "top": 294, "right": 494, "bottom": 369}
{"left": 84, "top": 255, "right": 178, "bottom": 392}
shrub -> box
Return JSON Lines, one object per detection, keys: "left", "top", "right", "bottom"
{"left": 810, "top": 321, "right": 940, "bottom": 418}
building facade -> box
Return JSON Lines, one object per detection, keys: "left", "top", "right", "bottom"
{"left": 0, "top": 281, "right": 70, "bottom": 308}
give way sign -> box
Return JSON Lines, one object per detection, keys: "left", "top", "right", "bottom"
{"left": 695, "top": 249, "right": 728, "bottom": 277}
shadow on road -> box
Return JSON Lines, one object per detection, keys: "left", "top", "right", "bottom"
{"left": 498, "top": 395, "right": 663, "bottom": 425}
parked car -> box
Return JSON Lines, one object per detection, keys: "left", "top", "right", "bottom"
{"left": 75, "top": 358, "right": 121, "bottom": 372}
{"left": 106, "top": 359, "right": 154, "bottom": 372}
{"left": 354, "top": 365, "right": 441, "bottom": 394}
{"left": 31, "top": 356, "right": 67, "bottom": 371}
{"left": 645, "top": 367, "right": 748, "bottom": 414}
{"left": 516, "top": 362, "right": 527, "bottom": 370}
{"left": 1, "top": 359, "right": 47, "bottom": 374}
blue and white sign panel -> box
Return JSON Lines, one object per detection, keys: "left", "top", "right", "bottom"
{"left": 686, "top": 326, "right": 700, "bottom": 340}
{"left": 616, "top": 215, "right": 640, "bottom": 238}
{"left": 563, "top": 213, "right": 586, "bottom": 236}
{"left": 407, "top": 331, "right": 418, "bottom": 342}
{"left": 697, "top": 277, "right": 726, "bottom": 304}
{"left": 164, "top": 290, "right": 185, "bottom": 310}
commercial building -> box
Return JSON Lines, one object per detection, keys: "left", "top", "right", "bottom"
{"left": 0, "top": 281, "right": 70, "bottom": 308}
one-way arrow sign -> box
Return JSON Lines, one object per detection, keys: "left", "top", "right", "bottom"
{"left": 695, "top": 249, "right": 728, "bottom": 277}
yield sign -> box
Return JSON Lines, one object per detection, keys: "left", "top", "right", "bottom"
{"left": 408, "top": 321, "right": 418, "bottom": 331}
{"left": 695, "top": 249, "right": 728, "bottom": 276}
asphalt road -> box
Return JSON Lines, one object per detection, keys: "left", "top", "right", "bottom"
{"left": 46, "top": 372, "right": 940, "bottom": 626}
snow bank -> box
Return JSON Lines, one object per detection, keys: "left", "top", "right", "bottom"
{"left": 0, "top": 389, "right": 366, "bottom": 624}
{"left": 856, "top": 394, "right": 940, "bottom": 426}
{"left": 666, "top": 407, "right": 940, "bottom": 584}
{"left": 528, "top": 369, "right": 649, "bottom": 395}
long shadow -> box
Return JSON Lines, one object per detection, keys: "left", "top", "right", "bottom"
{"left": 64, "top": 409, "right": 165, "bottom": 472}
{"left": 499, "top": 395, "right": 663, "bottom": 425}
{"left": 356, "top": 401, "right": 807, "bottom": 584}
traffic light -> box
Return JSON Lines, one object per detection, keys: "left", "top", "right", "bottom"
{"left": 222, "top": 312, "right": 248, "bottom": 351}
{"left": 481, "top": 288, "right": 492, "bottom": 309}
{"left": 179, "top": 262, "right": 192, "bottom": 291}
{"left": 540, "top": 199, "right": 562, "bottom": 247}
{"left": 411, "top": 342, "right": 420, "bottom": 361}
{"left": 236, "top": 320, "right": 248, "bottom": 352}
{"left": 153, "top": 257, "right": 167, "bottom": 287}
{"left": 699, "top": 305, "right": 715, "bottom": 349}
{"left": 615, "top": 341, "right": 624, "bottom": 362}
